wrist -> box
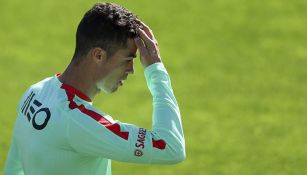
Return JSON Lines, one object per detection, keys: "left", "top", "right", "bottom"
{"left": 143, "top": 60, "right": 161, "bottom": 68}
{"left": 144, "top": 62, "right": 167, "bottom": 78}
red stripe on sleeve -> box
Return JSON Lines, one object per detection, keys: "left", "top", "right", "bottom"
{"left": 152, "top": 138, "right": 166, "bottom": 150}
{"left": 61, "top": 84, "right": 129, "bottom": 140}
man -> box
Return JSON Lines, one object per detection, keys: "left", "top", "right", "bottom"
{"left": 4, "top": 2, "right": 185, "bottom": 175}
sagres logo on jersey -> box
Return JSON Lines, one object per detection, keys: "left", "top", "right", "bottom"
{"left": 134, "top": 128, "right": 146, "bottom": 157}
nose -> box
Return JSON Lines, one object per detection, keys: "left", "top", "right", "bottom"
{"left": 126, "top": 60, "right": 134, "bottom": 74}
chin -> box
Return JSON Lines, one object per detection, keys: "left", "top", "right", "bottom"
{"left": 97, "top": 82, "right": 117, "bottom": 93}
{"left": 102, "top": 86, "right": 119, "bottom": 94}
{"left": 108, "top": 87, "right": 118, "bottom": 93}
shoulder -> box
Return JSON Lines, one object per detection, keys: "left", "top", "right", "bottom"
{"left": 17, "top": 76, "right": 58, "bottom": 111}
{"left": 63, "top": 95, "right": 115, "bottom": 127}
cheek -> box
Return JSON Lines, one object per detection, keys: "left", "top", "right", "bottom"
{"left": 105, "top": 66, "right": 124, "bottom": 82}
{"left": 96, "top": 64, "right": 109, "bottom": 81}
{"left": 97, "top": 63, "right": 117, "bottom": 79}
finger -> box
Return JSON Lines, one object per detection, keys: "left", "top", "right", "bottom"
{"left": 134, "top": 37, "right": 148, "bottom": 55}
{"left": 138, "top": 21, "right": 159, "bottom": 46}
{"left": 137, "top": 28, "right": 156, "bottom": 49}
{"left": 137, "top": 28, "right": 159, "bottom": 55}
{"left": 139, "top": 21, "right": 155, "bottom": 40}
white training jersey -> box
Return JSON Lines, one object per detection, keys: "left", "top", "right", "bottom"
{"left": 4, "top": 63, "right": 185, "bottom": 175}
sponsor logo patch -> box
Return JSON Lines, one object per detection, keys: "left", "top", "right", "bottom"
{"left": 134, "top": 149, "right": 143, "bottom": 157}
{"left": 21, "top": 91, "right": 51, "bottom": 130}
{"left": 134, "top": 128, "right": 146, "bottom": 157}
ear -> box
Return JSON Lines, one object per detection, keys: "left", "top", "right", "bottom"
{"left": 90, "top": 47, "right": 107, "bottom": 63}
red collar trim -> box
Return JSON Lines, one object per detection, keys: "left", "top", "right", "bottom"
{"left": 56, "top": 73, "right": 92, "bottom": 102}
{"left": 60, "top": 83, "right": 92, "bottom": 102}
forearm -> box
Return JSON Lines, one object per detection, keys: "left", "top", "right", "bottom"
{"left": 145, "top": 63, "right": 185, "bottom": 162}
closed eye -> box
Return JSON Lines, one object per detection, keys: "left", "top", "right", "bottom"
{"left": 125, "top": 57, "right": 135, "bottom": 62}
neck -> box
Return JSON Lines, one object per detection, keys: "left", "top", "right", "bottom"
{"left": 58, "top": 60, "right": 98, "bottom": 100}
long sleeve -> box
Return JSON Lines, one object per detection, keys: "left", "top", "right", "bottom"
{"left": 145, "top": 62, "right": 185, "bottom": 162}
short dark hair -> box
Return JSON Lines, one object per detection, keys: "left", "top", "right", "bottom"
{"left": 73, "top": 2, "right": 140, "bottom": 61}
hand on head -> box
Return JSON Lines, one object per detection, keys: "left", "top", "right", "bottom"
{"left": 134, "top": 21, "right": 161, "bottom": 68}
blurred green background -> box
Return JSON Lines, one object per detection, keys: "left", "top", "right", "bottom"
{"left": 1, "top": 0, "right": 307, "bottom": 174}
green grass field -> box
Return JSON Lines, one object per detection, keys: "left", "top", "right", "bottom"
{"left": 1, "top": 0, "right": 307, "bottom": 174}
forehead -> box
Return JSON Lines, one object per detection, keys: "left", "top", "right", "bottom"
{"left": 112, "top": 38, "right": 137, "bottom": 58}
{"left": 125, "top": 38, "right": 137, "bottom": 55}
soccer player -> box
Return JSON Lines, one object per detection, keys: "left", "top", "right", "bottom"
{"left": 4, "top": 2, "right": 185, "bottom": 175}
